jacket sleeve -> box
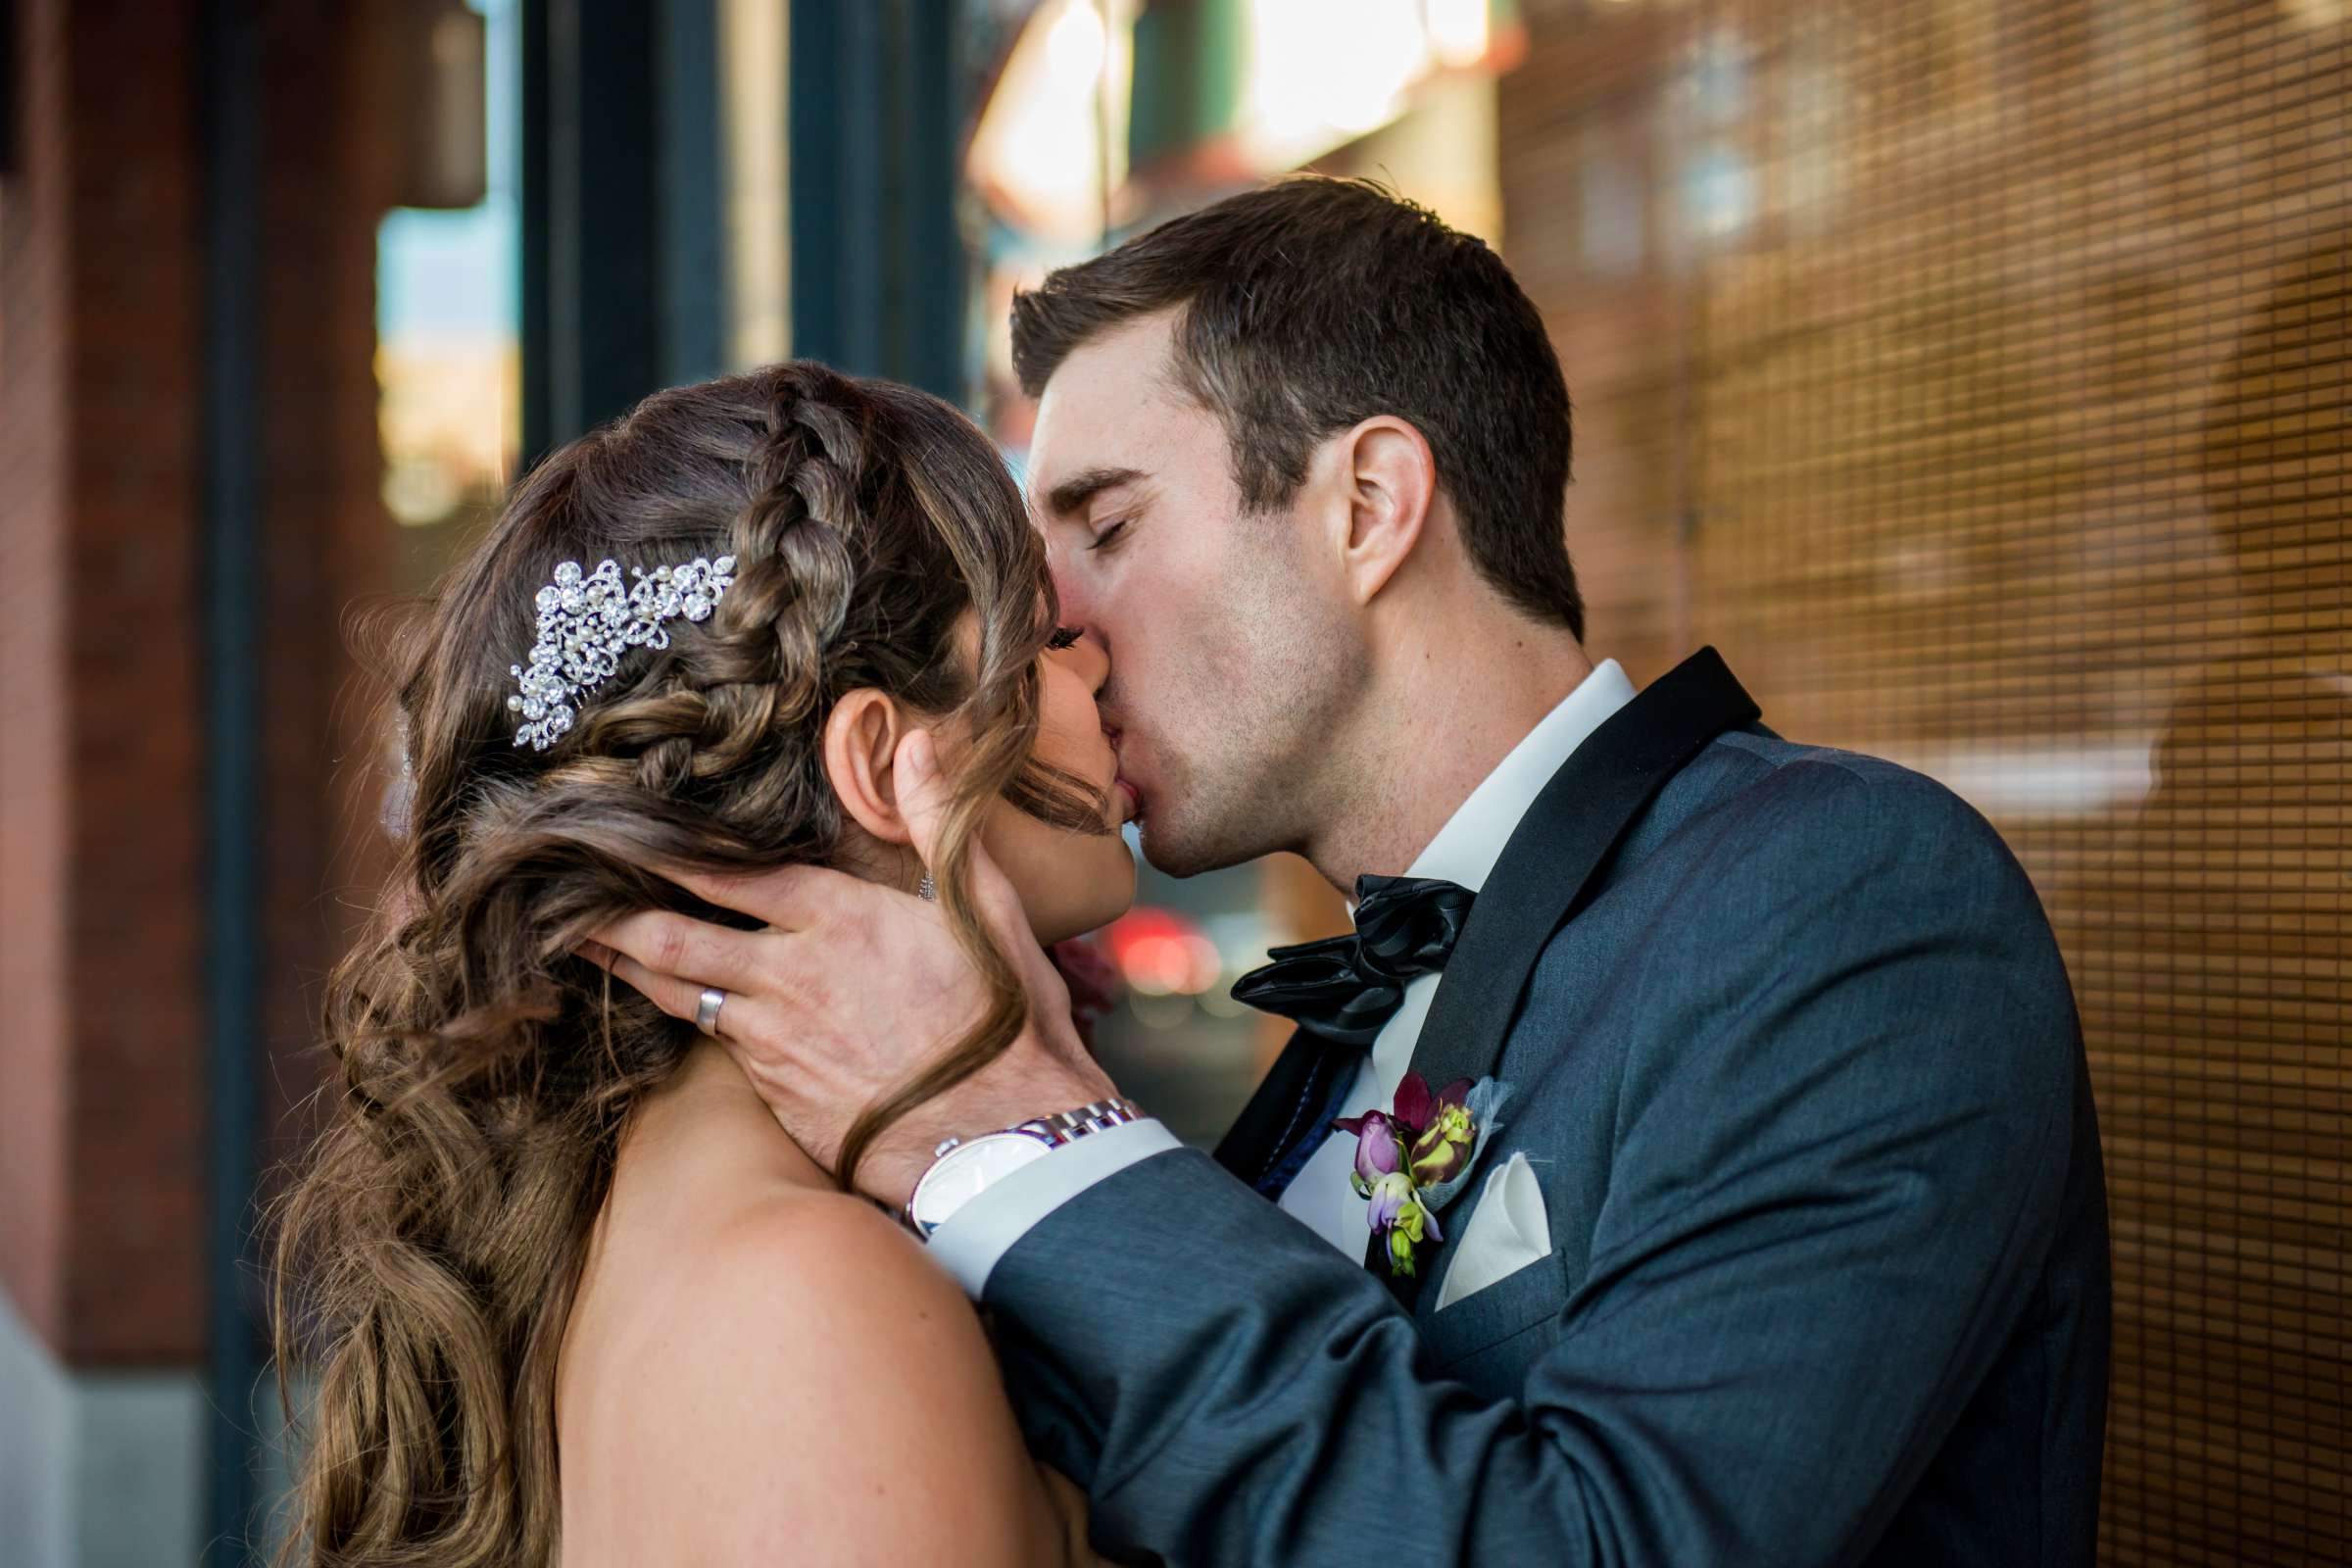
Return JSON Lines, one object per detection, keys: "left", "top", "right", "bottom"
{"left": 985, "top": 764, "right": 2089, "bottom": 1567}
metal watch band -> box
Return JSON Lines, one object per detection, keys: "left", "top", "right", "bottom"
{"left": 1033, "top": 1097, "right": 1143, "bottom": 1146}
{"left": 900, "top": 1098, "right": 1144, "bottom": 1238}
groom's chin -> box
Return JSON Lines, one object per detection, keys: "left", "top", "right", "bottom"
{"left": 1133, "top": 818, "right": 1250, "bottom": 883}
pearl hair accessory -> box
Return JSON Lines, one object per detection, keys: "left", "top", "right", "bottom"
{"left": 508, "top": 555, "right": 737, "bottom": 750}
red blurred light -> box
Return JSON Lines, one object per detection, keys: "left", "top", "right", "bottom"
{"left": 1102, "top": 907, "right": 1223, "bottom": 996}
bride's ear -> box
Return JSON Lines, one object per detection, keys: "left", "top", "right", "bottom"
{"left": 821, "top": 689, "right": 913, "bottom": 846}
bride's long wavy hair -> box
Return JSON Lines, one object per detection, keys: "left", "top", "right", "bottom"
{"left": 270, "top": 363, "right": 1101, "bottom": 1566}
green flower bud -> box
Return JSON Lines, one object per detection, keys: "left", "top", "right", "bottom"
{"left": 1409, "top": 1101, "right": 1476, "bottom": 1186}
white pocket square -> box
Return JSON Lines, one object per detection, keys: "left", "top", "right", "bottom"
{"left": 1434, "top": 1152, "right": 1552, "bottom": 1311}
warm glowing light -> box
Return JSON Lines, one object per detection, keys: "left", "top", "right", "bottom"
{"left": 1425, "top": 0, "right": 1491, "bottom": 67}
{"left": 964, "top": 0, "right": 1135, "bottom": 241}
{"left": 1244, "top": 0, "right": 1432, "bottom": 164}
{"left": 1046, "top": 1, "right": 1108, "bottom": 95}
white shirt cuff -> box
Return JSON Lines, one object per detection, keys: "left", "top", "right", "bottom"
{"left": 924, "top": 1117, "right": 1183, "bottom": 1297}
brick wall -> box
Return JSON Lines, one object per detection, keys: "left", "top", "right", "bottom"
{"left": 0, "top": 0, "right": 207, "bottom": 1366}
{"left": 1, "top": 0, "right": 401, "bottom": 1369}
{"left": 0, "top": 0, "right": 76, "bottom": 1358}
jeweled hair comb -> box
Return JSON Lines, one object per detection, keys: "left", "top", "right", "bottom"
{"left": 508, "top": 555, "right": 737, "bottom": 750}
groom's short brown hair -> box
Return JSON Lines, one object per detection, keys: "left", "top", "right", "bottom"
{"left": 1010, "top": 176, "right": 1582, "bottom": 638}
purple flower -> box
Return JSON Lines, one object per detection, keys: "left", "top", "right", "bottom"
{"left": 1388, "top": 1072, "right": 1472, "bottom": 1137}
{"left": 1365, "top": 1169, "right": 1416, "bottom": 1232}
{"left": 1333, "top": 1108, "right": 1405, "bottom": 1198}
{"left": 1364, "top": 1171, "right": 1443, "bottom": 1277}
{"left": 1354, "top": 1111, "right": 1403, "bottom": 1183}
{"left": 1336, "top": 1072, "right": 1486, "bottom": 1277}
{"left": 1392, "top": 1071, "right": 1438, "bottom": 1132}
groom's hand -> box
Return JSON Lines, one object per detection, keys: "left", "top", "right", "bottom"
{"left": 586, "top": 730, "right": 1120, "bottom": 1209}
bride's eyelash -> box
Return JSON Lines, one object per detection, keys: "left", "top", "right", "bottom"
{"left": 1047, "top": 625, "right": 1084, "bottom": 651}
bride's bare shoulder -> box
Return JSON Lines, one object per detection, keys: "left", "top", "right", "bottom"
{"left": 582, "top": 1183, "right": 979, "bottom": 1432}
{"left": 564, "top": 1189, "right": 1069, "bottom": 1566}
{"left": 696, "top": 1185, "right": 963, "bottom": 1335}
{"left": 673, "top": 1189, "right": 983, "bottom": 1401}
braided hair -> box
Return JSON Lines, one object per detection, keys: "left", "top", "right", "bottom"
{"left": 270, "top": 364, "right": 1102, "bottom": 1566}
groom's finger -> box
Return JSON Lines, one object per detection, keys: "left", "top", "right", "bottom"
{"left": 593, "top": 909, "right": 774, "bottom": 996}
{"left": 653, "top": 861, "right": 843, "bottom": 931}
{"left": 895, "top": 729, "right": 954, "bottom": 872}
{"left": 597, "top": 948, "right": 724, "bottom": 1032}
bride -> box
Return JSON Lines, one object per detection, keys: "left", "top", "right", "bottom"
{"left": 270, "top": 363, "right": 1135, "bottom": 1565}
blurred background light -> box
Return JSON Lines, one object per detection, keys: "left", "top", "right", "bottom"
{"left": 967, "top": 0, "right": 1137, "bottom": 243}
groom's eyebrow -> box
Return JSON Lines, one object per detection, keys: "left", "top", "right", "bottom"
{"left": 1042, "top": 466, "right": 1149, "bottom": 519}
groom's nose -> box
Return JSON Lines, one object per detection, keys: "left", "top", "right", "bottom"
{"left": 1046, "top": 546, "right": 1097, "bottom": 639}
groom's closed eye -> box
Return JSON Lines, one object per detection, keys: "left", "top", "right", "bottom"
{"left": 1043, "top": 465, "right": 1148, "bottom": 521}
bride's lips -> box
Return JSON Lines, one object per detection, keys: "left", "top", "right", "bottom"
{"left": 1113, "top": 775, "right": 1141, "bottom": 823}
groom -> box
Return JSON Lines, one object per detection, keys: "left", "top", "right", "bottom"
{"left": 597, "top": 177, "right": 2110, "bottom": 1564}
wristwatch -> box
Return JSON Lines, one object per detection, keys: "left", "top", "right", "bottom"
{"left": 903, "top": 1099, "right": 1143, "bottom": 1239}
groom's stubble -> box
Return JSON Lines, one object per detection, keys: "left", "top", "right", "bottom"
{"left": 1123, "top": 506, "right": 1372, "bottom": 882}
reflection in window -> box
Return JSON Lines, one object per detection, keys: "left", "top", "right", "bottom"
{"left": 375, "top": 0, "right": 518, "bottom": 589}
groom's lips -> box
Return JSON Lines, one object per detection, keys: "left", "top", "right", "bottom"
{"left": 1105, "top": 724, "right": 1141, "bottom": 822}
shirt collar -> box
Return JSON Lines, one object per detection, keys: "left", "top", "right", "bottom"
{"left": 1402, "top": 660, "right": 1637, "bottom": 895}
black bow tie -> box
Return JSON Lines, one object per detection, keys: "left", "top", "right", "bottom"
{"left": 1229, "top": 874, "right": 1476, "bottom": 1048}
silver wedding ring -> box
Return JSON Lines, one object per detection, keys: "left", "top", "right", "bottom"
{"left": 694, "top": 985, "right": 726, "bottom": 1037}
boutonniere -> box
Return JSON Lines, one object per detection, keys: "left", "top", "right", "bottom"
{"left": 1334, "top": 1072, "right": 1512, "bottom": 1277}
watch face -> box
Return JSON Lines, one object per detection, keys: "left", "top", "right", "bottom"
{"left": 909, "top": 1132, "right": 1052, "bottom": 1232}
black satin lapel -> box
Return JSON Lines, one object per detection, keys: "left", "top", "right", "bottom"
{"left": 1406, "top": 647, "right": 1760, "bottom": 1126}
{"left": 1212, "top": 1025, "right": 1328, "bottom": 1186}
{"left": 1361, "top": 647, "right": 1762, "bottom": 1295}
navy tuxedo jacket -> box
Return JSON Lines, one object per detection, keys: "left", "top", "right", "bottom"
{"left": 989, "top": 650, "right": 2111, "bottom": 1567}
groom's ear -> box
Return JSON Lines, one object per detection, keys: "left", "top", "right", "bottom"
{"left": 822, "top": 689, "right": 915, "bottom": 846}
{"left": 1336, "top": 416, "right": 1438, "bottom": 607}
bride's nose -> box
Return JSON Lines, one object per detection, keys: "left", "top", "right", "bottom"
{"left": 1065, "top": 628, "right": 1110, "bottom": 694}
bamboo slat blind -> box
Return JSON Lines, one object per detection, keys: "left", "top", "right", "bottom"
{"left": 1501, "top": 1, "right": 2347, "bottom": 1562}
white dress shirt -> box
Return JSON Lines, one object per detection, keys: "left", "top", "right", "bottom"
{"left": 928, "top": 661, "right": 1639, "bottom": 1295}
